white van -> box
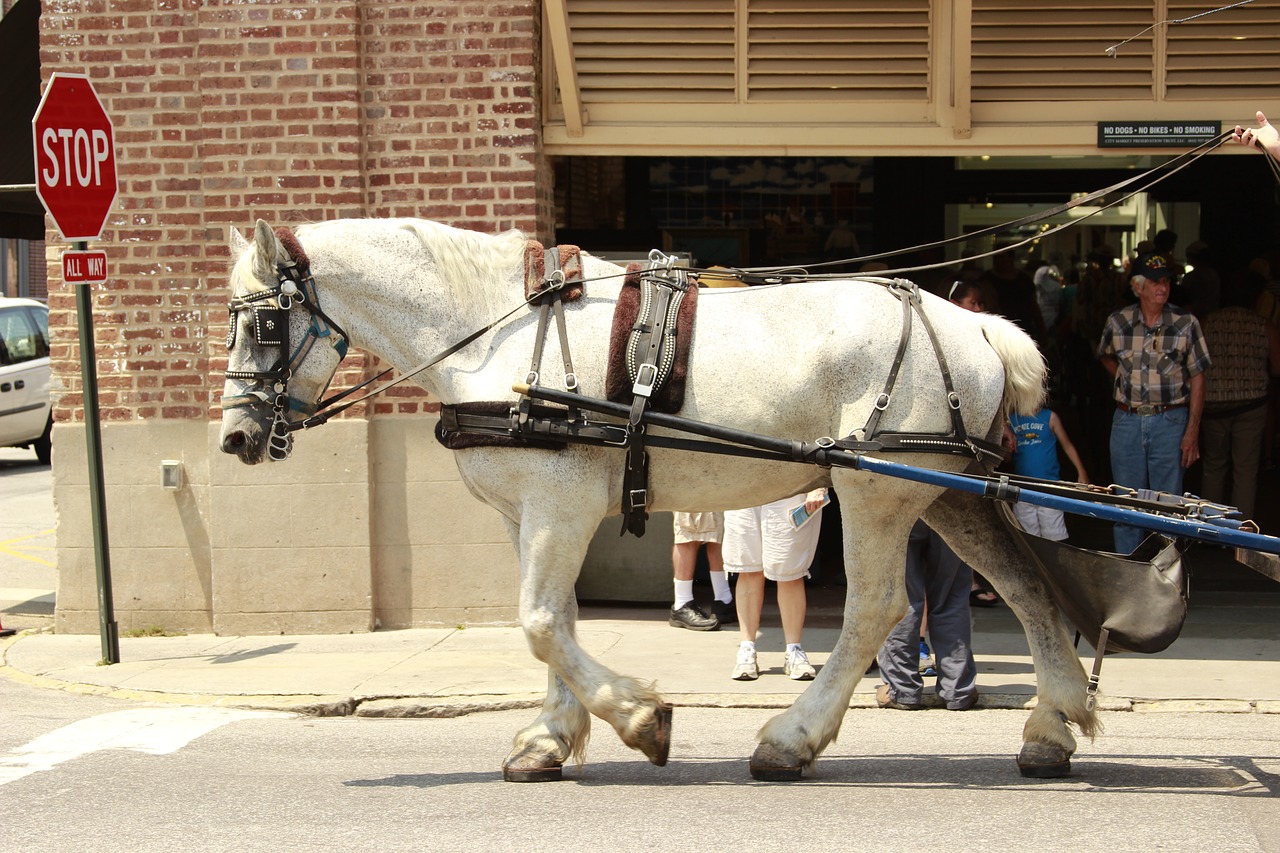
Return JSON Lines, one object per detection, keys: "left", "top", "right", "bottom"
{"left": 0, "top": 297, "right": 52, "bottom": 464}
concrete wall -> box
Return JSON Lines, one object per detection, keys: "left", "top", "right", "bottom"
{"left": 54, "top": 416, "right": 525, "bottom": 635}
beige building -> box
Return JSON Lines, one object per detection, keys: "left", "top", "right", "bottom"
{"left": 30, "top": 0, "right": 1280, "bottom": 634}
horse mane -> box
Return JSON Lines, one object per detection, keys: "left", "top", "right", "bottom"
{"left": 390, "top": 219, "right": 528, "bottom": 310}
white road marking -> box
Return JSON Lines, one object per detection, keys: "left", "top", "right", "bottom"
{"left": 0, "top": 706, "right": 292, "bottom": 785}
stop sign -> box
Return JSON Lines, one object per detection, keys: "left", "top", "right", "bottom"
{"left": 31, "top": 73, "right": 119, "bottom": 242}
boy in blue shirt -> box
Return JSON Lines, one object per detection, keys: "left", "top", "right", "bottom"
{"left": 1008, "top": 407, "right": 1090, "bottom": 540}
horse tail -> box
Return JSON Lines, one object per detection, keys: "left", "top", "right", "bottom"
{"left": 978, "top": 314, "right": 1047, "bottom": 417}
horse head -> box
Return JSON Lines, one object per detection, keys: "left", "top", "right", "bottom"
{"left": 219, "top": 220, "right": 350, "bottom": 464}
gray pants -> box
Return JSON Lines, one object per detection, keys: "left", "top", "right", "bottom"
{"left": 877, "top": 520, "right": 978, "bottom": 709}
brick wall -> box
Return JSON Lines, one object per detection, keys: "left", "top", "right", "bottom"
{"left": 37, "top": 0, "right": 553, "bottom": 425}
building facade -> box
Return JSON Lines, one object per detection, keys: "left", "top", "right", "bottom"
{"left": 35, "top": 1, "right": 1280, "bottom": 633}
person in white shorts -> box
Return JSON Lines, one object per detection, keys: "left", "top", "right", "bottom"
{"left": 723, "top": 488, "right": 828, "bottom": 681}
{"left": 669, "top": 511, "right": 735, "bottom": 630}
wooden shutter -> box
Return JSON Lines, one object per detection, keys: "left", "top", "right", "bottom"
{"left": 566, "top": 0, "right": 737, "bottom": 103}
{"left": 970, "top": 1, "right": 1155, "bottom": 101}
{"left": 745, "top": 0, "right": 931, "bottom": 102}
{"left": 555, "top": 0, "right": 931, "bottom": 104}
{"left": 1165, "top": 0, "right": 1280, "bottom": 100}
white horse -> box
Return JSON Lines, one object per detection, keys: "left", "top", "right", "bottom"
{"left": 219, "top": 218, "right": 1098, "bottom": 781}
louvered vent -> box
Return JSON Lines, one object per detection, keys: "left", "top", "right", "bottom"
{"left": 1165, "top": 0, "right": 1280, "bottom": 100}
{"left": 971, "top": 1, "right": 1155, "bottom": 102}
{"left": 559, "top": 0, "right": 931, "bottom": 104}
{"left": 745, "top": 1, "right": 931, "bottom": 102}
{"left": 567, "top": 0, "right": 737, "bottom": 103}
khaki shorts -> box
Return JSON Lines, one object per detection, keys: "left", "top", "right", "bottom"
{"left": 672, "top": 511, "right": 724, "bottom": 544}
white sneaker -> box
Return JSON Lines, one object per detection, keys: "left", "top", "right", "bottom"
{"left": 784, "top": 647, "right": 816, "bottom": 681}
{"left": 732, "top": 645, "right": 759, "bottom": 681}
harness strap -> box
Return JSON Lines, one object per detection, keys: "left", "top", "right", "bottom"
{"left": 853, "top": 279, "right": 987, "bottom": 460}
{"left": 910, "top": 286, "right": 969, "bottom": 441}
{"left": 1086, "top": 627, "right": 1110, "bottom": 711}
{"left": 860, "top": 282, "right": 914, "bottom": 440}
{"left": 619, "top": 261, "right": 690, "bottom": 537}
{"left": 520, "top": 246, "right": 580, "bottom": 426}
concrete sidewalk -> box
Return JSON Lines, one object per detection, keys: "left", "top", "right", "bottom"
{"left": 3, "top": 589, "right": 1279, "bottom": 717}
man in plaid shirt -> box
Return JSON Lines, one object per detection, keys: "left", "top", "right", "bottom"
{"left": 1097, "top": 252, "right": 1212, "bottom": 554}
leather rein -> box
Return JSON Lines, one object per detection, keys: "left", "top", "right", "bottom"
{"left": 223, "top": 135, "right": 1230, "bottom": 466}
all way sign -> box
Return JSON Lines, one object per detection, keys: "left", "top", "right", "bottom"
{"left": 62, "top": 249, "right": 108, "bottom": 284}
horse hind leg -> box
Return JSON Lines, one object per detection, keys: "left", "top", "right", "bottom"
{"left": 925, "top": 491, "right": 1100, "bottom": 778}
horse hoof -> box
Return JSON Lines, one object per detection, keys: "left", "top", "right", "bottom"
{"left": 749, "top": 742, "right": 805, "bottom": 782}
{"left": 502, "top": 752, "right": 564, "bottom": 783}
{"left": 502, "top": 762, "right": 563, "bottom": 783}
{"left": 1016, "top": 741, "right": 1072, "bottom": 778}
{"left": 646, "top": 703, "right": 673, "bottom": 767}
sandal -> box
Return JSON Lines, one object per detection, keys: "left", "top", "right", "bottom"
{"left": 970, "top": 588, "right": 1000, "bottom": 608}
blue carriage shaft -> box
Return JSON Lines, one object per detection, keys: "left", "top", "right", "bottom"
{"left": 850, "top": 455, "right": 1280, "bottom": 556}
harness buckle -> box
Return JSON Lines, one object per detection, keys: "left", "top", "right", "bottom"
{"left": 874, "top": 393, "right": 891, "bottom": 411}
{"left": 601, "top": 425, "right": 631, "bottom": 447}
{"left": 947, "top": 391, "right": 961, "bottom": 410}
{"left": 632, "top": 363, "right": 658, "bottom": 398}
{"left": 564, "top": 371, "right": 579, "bottom": 391}
{"left": 627, "top": 488, "right": 649, "bottom": 511}
{"left": 525, "top": 370, "right": 539, "bottom": 386}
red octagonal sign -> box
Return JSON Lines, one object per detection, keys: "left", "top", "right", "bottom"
{"left": 31, "top": 73, "right": 119, "bottom": 242}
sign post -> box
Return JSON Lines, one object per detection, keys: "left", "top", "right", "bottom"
{"left": 32, "top": 73, "right": 120, "bottom": 664}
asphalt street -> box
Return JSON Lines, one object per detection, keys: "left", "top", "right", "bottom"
{"left": 4, "top": 675, "right": 1280, "bottom": 853}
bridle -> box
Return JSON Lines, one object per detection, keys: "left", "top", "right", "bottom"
{"left": 222, "top": 247, "right": 351, "bottom": 461}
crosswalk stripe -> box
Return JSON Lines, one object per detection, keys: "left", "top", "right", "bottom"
{"left": 0, "top": 706, "right": 292, "bottom": 785}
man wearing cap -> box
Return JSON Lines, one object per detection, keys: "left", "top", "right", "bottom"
{"left": 1097, "top": 252, "right": 1212, "bottom": 555}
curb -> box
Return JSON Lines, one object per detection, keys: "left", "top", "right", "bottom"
{"left": 5, "top": 629, "right": 1279, "bottom": 717}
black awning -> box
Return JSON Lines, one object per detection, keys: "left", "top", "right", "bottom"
{"left": 0, "top": 0, "right": 43, "bottom": 240}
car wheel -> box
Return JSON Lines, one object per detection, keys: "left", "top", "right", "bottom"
{"left": 33, "top": 415, "right": 52, "bottom": 465}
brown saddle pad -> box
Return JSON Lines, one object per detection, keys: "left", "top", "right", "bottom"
{"left": 523, "top": 242, "right": 584, "bottom": 302}
{"left": 604, "top": 263, "right": 697, "bottom": 414}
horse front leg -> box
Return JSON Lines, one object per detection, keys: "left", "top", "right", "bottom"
{"left": 503, "top": 511, "right": 671, "bottom": 781}
{"left": 925, "top": 491, "right": 1100, "bottom": 778}
{"left": 750, "top": 479, "right": 923, "bottom": 781}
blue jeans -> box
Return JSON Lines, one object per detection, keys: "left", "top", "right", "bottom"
{"left": 1109, "top": 407, "right": 1188, "bottom": 554}
{"left": 877, "top": 520, "right": 977, "bottom": 708}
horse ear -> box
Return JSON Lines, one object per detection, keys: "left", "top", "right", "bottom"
{"left": 252, "top": 219, "right": 280, "bottom": 280}
{"left": 229, "top": 225, "right": 250, "bottom": 256}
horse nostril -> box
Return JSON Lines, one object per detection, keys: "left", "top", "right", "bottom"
{"left": 222, "top": 431, "right": 246, "bottom": 453}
